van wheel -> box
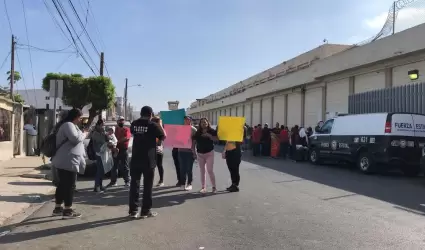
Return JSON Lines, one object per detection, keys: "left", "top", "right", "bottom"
{"left": 357, "top": 152, "right": 375, "bottom": 174}
{"left": 402, "top": 166, "right": 420, "bottom": 177}
{"left": 309, "top": 148, "right": 322, "bottom": 165}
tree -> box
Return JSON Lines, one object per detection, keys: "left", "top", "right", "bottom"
{"left": 42, "top": 73, "right": 90, "bottom": 109}
{"left": 85, "top": 76, "right": 115, "bottom": 125}
{"left": 0, "top": 86, "right": 24, "bottom": 103}
{"left": 13, "top": 93, "right": 25, "bottom": 104}
{"left": 7, "top": 71, "right": 21, "bottom": 84}
{"left": 42, "top": 73, "right": 115, "bottom": 124}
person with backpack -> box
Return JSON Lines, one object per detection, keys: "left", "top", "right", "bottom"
{"left": 50, "top": 108, "right": 88, "bottom": 219}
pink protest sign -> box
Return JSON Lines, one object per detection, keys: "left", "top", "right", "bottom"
{"left": 163, "top": 124, "right": 193, "bottom": 149}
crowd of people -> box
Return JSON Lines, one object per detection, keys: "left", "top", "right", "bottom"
{"left": 247, "top": 121, "right": 322, "bottom": 161}
{"left": 49, "top": 106, "right": 243, "bottom": 220}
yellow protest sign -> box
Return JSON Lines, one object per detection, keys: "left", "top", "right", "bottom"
{"left": 217, "top": 116, "right": 246, "bottom": 142}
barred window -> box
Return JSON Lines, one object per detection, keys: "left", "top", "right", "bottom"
{"left": 0, "top": 108, "right": 12, "bottom": 142}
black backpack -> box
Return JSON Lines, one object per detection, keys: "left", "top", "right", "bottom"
{"left": 40, "top": 132, "right": 67, "bottom": 158}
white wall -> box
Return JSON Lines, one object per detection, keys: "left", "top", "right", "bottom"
{"left": 393, "top": 60, "right": 425, "bottom": 87}
{"left": 354, "top": 71, "right": 386, "bottom": 94}
{"left": 315, "top": 23, "right": 425, "bottom": 78}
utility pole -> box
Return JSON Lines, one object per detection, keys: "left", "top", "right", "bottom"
{"left": 124, "top": 78, "right": 128, "bottom": 120}
{"left": 10, "top": 35, "right": 15, "bottom": 100}
{"left": 392, "top": 1, "right": 396, "bottom": 35}
{"left": 98, "top": 52, "right": 104, "bottom": 121}
{"left": 100, "top": 52, "right": 104, "bottom": 76}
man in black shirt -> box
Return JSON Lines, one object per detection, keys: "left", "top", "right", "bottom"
{"left": 129, "top": 106, "right": 166, "bottom": 219}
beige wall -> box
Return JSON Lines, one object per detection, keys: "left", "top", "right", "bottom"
{"left": 188, "top": 24, "right": 425, "bottom": 127}
{"left": 0, "top": 97, "right": 14, "bottom": 161}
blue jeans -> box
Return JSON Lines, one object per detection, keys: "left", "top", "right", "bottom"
{"left": 178, "top": 151, "right": 194, "bottom": 185}
{"left": 95, "top": 155, "right": 104, "bottom": 188}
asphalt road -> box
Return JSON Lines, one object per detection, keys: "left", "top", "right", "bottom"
{"left": 2, "top": 148, "right": 425, "bottom": 249}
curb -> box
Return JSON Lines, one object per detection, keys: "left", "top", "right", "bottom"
{"left": 0, "top": 192, "right": 55, "bottom": 238}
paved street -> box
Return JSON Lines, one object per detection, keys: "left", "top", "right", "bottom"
{"left": 2, "top": 149, "right": 425, "bottom": 249}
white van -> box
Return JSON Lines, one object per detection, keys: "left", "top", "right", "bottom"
{"left": 309, "top": 112, "right": 425, "bottom": 176}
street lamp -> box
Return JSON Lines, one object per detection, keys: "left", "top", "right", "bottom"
{"left": 124, "top": 79, "right": 142, "bottom": 120}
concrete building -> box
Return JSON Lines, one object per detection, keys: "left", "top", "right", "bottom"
{"left": 16, "top": 89, "right": 104, "bottom": 118}
{"left": 187, "top": 23, "right": 425, "bottom": 128}
{"left": 116, "top": 97, "right": 124, "bottom": 117}
{"left": 168, "top": 101, "right": 179, "bottom": 110}
{"left": 16, "top": 89, "right": 70, "bottom": 111}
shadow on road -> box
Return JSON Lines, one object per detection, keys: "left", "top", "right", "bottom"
{"left": 7, "top": 181, "right": 53, "bottom": 186}
{"left": 0, "top": 184, "right": 227, "bottom": 244}
{"left": 221, "top": 147, "right": 425, "bottom": 215}
{"left": 72, "top": 185, "right": 224, "bottom": 209}
{"left": 0, "top": 217, "right": 130, "bottom": 244}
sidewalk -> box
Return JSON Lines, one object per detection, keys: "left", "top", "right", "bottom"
{"left": 0, "top": 157, "right": 55, "bottom": 226}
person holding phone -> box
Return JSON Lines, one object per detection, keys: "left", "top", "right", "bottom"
{"left": 51, "top": 108, "right": 88, "bottom": 219}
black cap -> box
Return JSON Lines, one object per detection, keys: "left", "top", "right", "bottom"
{"left": 184, "top": 115, "right": 191, "bottom": 120}
{"left": 140, "top": 106, "right": 153, "bottom": 117}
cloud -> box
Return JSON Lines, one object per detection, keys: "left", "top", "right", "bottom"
{"left": 364, "top": 7, "right": 425, "bottom": 32}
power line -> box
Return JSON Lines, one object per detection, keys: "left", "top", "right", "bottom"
{"left": 20, "top": 0, "right": 38, "bottom": 107}
{"left": 16, "top": 43, "right": 76, "bottom": 53}
{"left": 50, "top": 0, "right": 98, "bottom": 75}
{"left": 54, "top": 0, "right": 99, "bottom": 74}
{"left": 77, "top": 0, "right": 110, "bottom": 77}
{"left": 55, "top": 53, "right": 75, "bottom": 71}
{"left": 0, "top": 51, "right": 11, "bottom": 72}
{"left": 14, "top": 50, "right": 31, "bottom": 103}
{"left": 3, "top": 0, "right": 13, "bottom": 34}
{"left": 35, "top": 0, "right": 91, "bottom": 54}
{"left": 43, "top": 0, "right": 75, "bottom": 47}
{"left": 68, "top": 0, "right": 101, "bottom": 56}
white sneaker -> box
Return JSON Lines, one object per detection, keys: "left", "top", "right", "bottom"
{"left": 185, "top": 185, "right": 192, "bottom": 191}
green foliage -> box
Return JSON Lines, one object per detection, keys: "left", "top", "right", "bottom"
{"left": 13, "top": 93, "right": 25, "bottom": 104}
{"left": 42, "top": 73, "right": 89, "bottom": 109}
{"left": 41, "top": 73, "right": 115, "bottom": 119}
{"left": 85, "top": 76, "right": 115, "bottom": 110}
{"left": 6, "top": 71, "right": 21, "bottom": 84}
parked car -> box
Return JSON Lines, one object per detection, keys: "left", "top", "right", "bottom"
{"left": 309, "top": 112, "right": 425, "bottom": 176}
{"left": 83, "top": 120, "right": 133, "bottom": 176}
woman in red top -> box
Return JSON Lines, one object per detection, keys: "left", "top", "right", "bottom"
{"left": 279, "top": 126, "right": 289, "bottom": 159}
{"left": 252, "top": 125, "right": 262, "bottom": 156}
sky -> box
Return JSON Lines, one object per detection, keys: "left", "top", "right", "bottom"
{"left": 1, "top": 0, "right": 425, "bottom": 112}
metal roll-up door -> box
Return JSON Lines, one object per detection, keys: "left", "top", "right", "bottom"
{"left": 252, "top": 101, "right": 261, "bottom": 126}
{"left": 261, "top": 98, "right": 272, "bottom": 125}
{"left": 326, "top": 78, "right": 350, "bottom": 115}
{"left": 304, "top": 88, "right": 323, "bottom": 128}
{"left": 273, "top": 95, "right": 286, "bottom": 126}
{"left": 236, "top": 105, "right": 243, "bottom": 117}
{"left": 287, "top": 93, "right": 302, "bottom": 128}
{"left": 355, "top": 71, "right": 385, "bottom": 94}
{"left": 244, "top": 103, "right": 252, "bottom": 126}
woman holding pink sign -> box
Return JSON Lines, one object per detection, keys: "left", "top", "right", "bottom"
{"left": 193, "top": 118, "right": 218, "bottom": 194}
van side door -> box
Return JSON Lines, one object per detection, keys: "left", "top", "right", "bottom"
{"left": 311, "top": 119, "right": 334, "bottom": 157}
{"left": 389, "top": 113, "right": 416, "bottom": 163}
